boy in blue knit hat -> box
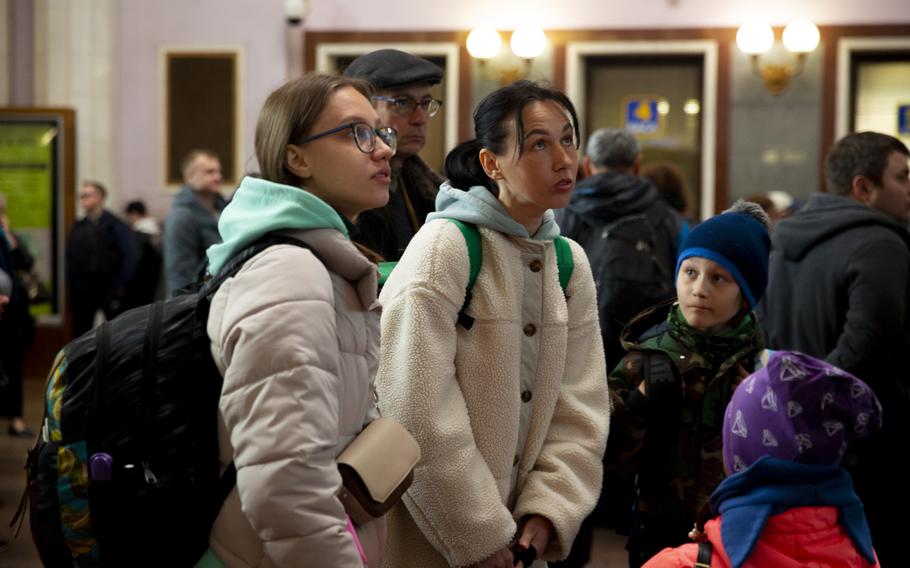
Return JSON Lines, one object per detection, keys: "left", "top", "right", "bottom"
{"left": 607, "top": 201, "right": 771, "bottom": 567}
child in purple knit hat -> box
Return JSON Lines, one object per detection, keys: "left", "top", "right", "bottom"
{"left": 644, "top": 351, "right": 882, "bottom": 568}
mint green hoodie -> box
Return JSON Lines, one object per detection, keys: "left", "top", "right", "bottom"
{"left": 206, "top": 176, "right": 349, "bottom": 275}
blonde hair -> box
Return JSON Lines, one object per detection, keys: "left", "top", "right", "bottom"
{"left": 255, "top": 73, "right": 373, "bottom": 187}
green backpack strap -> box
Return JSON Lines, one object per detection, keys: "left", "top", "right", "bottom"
{"left": 377, "top": 261, "right": 396, "bottom": 286}
{"left": 446, "top": 219, "right": 482, "bottom": 292}
{"left": 553, "top": 236, "right": 574, "bottom": 296}
{"left": 375, "top": 219, "right": 483, "bottom": 329}
{"left": 446, "top": 219, "right": 482, "bottom": 329}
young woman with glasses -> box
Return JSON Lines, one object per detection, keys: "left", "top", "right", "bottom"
{"left": 376, "top": 81, "right": 611, "bottom": 568}
{"left": 195, "top": 74, "right": 395, "bottom": 568}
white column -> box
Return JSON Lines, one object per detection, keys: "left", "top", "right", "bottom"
{"left": 34, "top": 0, "right": 118, "bottom": 211}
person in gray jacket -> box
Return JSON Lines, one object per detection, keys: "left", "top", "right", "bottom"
{"left": 759, "top": 131, "right": 910, "bottom": 567}
{"left": 163, "top": 149, "right": 227, "bottom": 296}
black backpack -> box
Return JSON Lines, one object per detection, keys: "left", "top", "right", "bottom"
{"left": 584, "top": 211, "right": 676, "bottom": 367}
{"left": 16, "top": 235, "right": 309, "bottom": 567}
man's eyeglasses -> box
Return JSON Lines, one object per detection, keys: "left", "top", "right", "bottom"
{"left": 372, "top": 95, "right": 443, "bottom": 118}
{"left": 299, "top": 122, "right": 397, "bottom": 155}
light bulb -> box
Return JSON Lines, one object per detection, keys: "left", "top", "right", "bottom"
{"left": 782, "top": 20, "right": 820, "bottom": 53}
{"left": 467, "top": 26, "right": 502, "bottom": 60}
{"left": 736, "top": 22, "right": 774, "bottom": 55}
{"left": 510, "top": 26, "right": 546, "bottom": 59}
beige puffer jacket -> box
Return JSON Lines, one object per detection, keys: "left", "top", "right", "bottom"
{"left": 377, "top": 220, "right": 611, "bottom": 567}
{"left": 206, "top": 228, "right": 384, "bottom": 567}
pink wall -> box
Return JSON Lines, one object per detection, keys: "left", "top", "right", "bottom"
{"left": 117, "top": 0, "right": 287, "bottom": 220}
{"left": 305, "top": 0, "right": 910, "bottom": 30}
{"left": 116, "top": 0, "right": 910, "bottom": 220}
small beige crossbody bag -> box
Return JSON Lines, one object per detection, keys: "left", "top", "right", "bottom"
{"left": 337, "top": 417, "right": 421, "bottom": 525}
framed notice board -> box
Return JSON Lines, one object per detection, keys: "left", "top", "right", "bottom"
{"left": 0, "top": 108, "right": 76, "bottom": 323}
{"left": 162, "top": 49, "right": 241, "bottom": 188}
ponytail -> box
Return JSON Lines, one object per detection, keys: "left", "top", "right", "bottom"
{"left": 443, "top": 139, "right": 498, "bottom": 194}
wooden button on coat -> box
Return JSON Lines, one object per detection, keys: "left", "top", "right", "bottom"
{"left": 529, "top": 259, "right": 542, "bottom": 272}
{"left": 521, "top": 390, "right": 533, "bottom": 403}
{"left": 523, "top": 323, "right": 536, "bottom": 337}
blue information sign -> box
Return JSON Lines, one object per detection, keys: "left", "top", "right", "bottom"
{"left": 899, "top": 104, "right": 910, "bottom": 136}
{"left": 624, "top": 98, "right": 660, "bottom": 134}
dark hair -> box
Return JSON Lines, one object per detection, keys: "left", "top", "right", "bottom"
{"left": 82, "top": 180, "right": 107, "bottom": 198}
{"left": 641, "top": 162, "right": 689, "bottom": 214}
{"left": 825, "top": 131, "right": 909, "bottom": 196}
{"left": 255, "top": 73, "right": 373, "bottom": 187}
{"left": 444, "top": 80, "right": 580, "bottom": 194}
{"left": 125, "top": 200, "right": 147, "bottom": 216}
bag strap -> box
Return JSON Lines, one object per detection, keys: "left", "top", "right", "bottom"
{"left": 197, "top": 235, "right": 316, "bottom": 515}
{"left": 199, "top": 235, "right": 317, "bottom": 298}
{"left": 138, "top": 300, "right": 165, "bottom": 486}
{"left": 88, "top": 322, "right": 112, "bottom": 444}
{"left": 553, "top": 236, "right": 574, "bottom": 296}
{"left": 375, "top": 219, "right": 482, "bottom": 293}
{"left": 447, "top": 219, "right": 482, "bottom": 291}
{"left": 446, "top": 220, "right": 482, "bottom": 330}
{"left": 695, "top": 540, "right": 713, "bottom": 568}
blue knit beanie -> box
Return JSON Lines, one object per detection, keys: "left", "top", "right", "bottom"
{"left": 675, "top": 202, "right": 771, "bottom": 309}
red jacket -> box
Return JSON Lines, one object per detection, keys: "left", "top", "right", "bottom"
{"left": 643, "top": 506, "right": 879, "bottom": 568}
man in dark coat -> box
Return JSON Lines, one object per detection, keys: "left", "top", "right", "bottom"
{"left": 554, "top": 128, "right": 686, "bottom": 567}
{"left": 344, "top": 49, "right": 446, "bottom": 261}
{"left": 0, "top": 221, "right": 34, "bottom": 435}
{"left": 66, "top": 180, "right": 137, "bottom": 336}
{"left": 760, "top": 131, "right": 910, "bottom": 567}
{"left": 556, "top": 128, "right": 686, "bottom": 368}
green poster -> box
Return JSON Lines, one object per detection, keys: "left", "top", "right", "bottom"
{"left": 0, "top": 123, "right": 56, "bottom": 230}
{"left": 0, "top": 120, "right": 58, "bottom": 317}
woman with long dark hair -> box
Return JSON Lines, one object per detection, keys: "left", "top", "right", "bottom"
{"left": 376, "top": 81, "right": 610, "bottom": 568}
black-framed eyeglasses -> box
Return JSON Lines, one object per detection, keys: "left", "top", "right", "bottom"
{"left": 372, "top": 95, "right": 443, "bottom": 117}
{"left": 299, "top": 122, "right": 397, "bottom": 155}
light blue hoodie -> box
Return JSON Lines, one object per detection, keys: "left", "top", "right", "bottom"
{"left": 205, "top": 176, "right": 348, "bottom": 275}
{"left": 427, "top": 182, "right": 561, "bottom": 240}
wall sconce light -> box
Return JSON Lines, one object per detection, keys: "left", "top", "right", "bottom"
{"left": 467, "top": 25, "right": 547, "bottom": 85}
{"left": 736, "top": 19, "right": 820, "bottom": 96}
{"left": 283, "top": 0, "right": 310, "bottom": 25}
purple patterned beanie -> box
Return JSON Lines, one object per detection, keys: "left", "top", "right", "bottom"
{"left": 723, "top": 351, "right": 882, "bottom": 474}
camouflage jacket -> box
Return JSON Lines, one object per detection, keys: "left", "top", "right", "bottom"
{"left": 607, "top": 301, "right": 766, "bottom": 524}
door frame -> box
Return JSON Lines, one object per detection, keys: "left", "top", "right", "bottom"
{"left": 566, "top": 40, "right": 718, "bottom": 220}
{"left": 835, "top": 36, "right": 910, "bottom": 141}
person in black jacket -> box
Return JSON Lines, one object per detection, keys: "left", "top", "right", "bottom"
{"left": 0, "top": 214, "right": 34, "bottom": 436}
{"left": 66, "top": 180, "right": 137, "bottom": 336}
{"left": 556, "top": 128, "right": 687, "bottom": 369}
{"left": 343, "top": 49, "right": 445, "bottom": 261}
{"left": 554, "top": 128, "right": 686, "bottom": 567}
{"left": 759, "top": 131, "right": 910, "bottom": 567}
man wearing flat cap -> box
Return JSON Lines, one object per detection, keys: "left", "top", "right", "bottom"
{"left": 344, "top": 49, "right": 446, "bottom": 261}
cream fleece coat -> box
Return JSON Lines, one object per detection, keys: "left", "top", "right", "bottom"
{"left": 206, "top": 228, "right": 384, "bottom": 568}
{"left": 377, "top": 218, "right": 611, "bottom": 567}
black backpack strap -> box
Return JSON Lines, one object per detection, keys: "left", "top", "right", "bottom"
{"left": 138, "top": 301, "right": 165, "bottom": 485}
{"left": 695, "top": 540, "right": 713, "bottom": 567}
{"left": 88, "top": 322, "right": 113, "bottom": 444}
{"left": 197, "top": 235, "right": 318, "bottom": 515}
{"left": 199, "top": 235, "right": 319, "bottom": 299}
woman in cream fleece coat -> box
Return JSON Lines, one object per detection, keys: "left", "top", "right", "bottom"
{"left": 196, "top": 74, "right": 398, "bottom": 567}
{"left": 377, "top": 81, "right": 611, "bottom": 568}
